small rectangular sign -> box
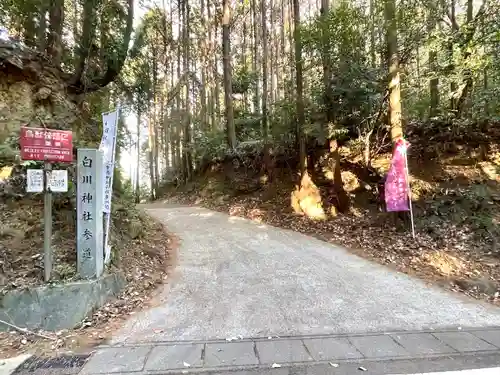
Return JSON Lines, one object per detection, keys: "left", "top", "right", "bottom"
{"left": 20, "top": 127, "right": 73, "bottom": 163}
{"left": 26, "top": 169, "right": 44, "bottom": 192}
{"left": 48, "top": 170, "right": 68, "bottom": 192}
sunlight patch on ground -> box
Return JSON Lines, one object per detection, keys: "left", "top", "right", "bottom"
{"left": 248, "top": 208, "right": 264, "bottom": 223}
{"left": 291, "top": 173, "right": 326, "bottom": 220}
{"left": 228, "top": 215, "right": 246, "bottom": 223}
{"left": 229, "top": 205, "right": 246, "bottom": 217}
{"left": 190, "top": 212, "right": 214, "bottom": 218}
{"left": 422, "top": 250, "right": 466, "bottom": 277}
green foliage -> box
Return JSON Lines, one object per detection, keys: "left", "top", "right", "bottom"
{"left": 192, "top": 129, "right": 229, "bottom": 163}
{"left": 232, "top": 66, "right": 257, "bottom": 95}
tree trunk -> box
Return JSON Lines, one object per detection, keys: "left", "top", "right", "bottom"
{"left": 207, "top": 0, "right": 216, "bottom": 128}
{"left": 292, "top": 0, "right": 306, "bottom": 175}
{"left": 385, "top": 0, "right": 402, "bottom": 143}
{"left": 148, "top": 114, "right": 155, "bottom": 200}
{"left": 135, "top": 110, "right": 141, "bottom": 203}
{"left": 182, "top": 0, "right": 193, "bottom": 180}
{"left": 222, "top": 0, "right": 237, "bottom": 149}
{"left": 455, "top": 0, "right": 474, "bottom": 118}
{"left": 449, "top": 0, "right": 457, "bottom": 111}
{"left": 200, "top": 0, "right": 209, "bottom": 129}
{"left": 262, "top": 0, "right": 269, "bottom": 140}
{"left": 214, "top": 19, "right": 221, "bottom": 126}
{"left": 321, "top": 0, "right": 348, "bottom": 212}
{"left": 47, "top": 0, "right": 64, "bottom": 67}
{"left": 428, "top": 17, "right": 439, "bottom": 117}
{"left": 252, "top": 0, "right": 260, "bottom": 113}
{"left": 369, "top": 0, "right": 376, "bottom": 68}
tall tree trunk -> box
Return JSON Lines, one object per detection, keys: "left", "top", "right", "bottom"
{"left": 261, "top": 0, "right": 273, "bottom": 179}
{"left": 148, "top": 111, "right": 155, "bottom": 200}
{"left": 200, "top": 0, "right": 209, "bottom": 129}
{"left": 292, "top": 0, "right": 306, "bottom": 175}
{"left": 428, "top": 16, "right": 439, "bottom": 117}
{"left": 262, "top": 0, "right": 269, "bottom": 140}
{"left": 242, "top": 10, "right": 249, "bottom": 111}
{"left": 175, "top": 0, "right": 182, "bottom": 175}
{"left": 279, "top": 0, "right": 286, "bottom": 100}
{"left": 135, "top": 110, "right": 141, "bottom": 203}
{"left": 207, "top": 0, "right": 217, "bottom": 128}
{"left": 47, "top": 0, "right": 64, "bottom": 67}
{"left": 222, "top": 0, "right": 237, "bottom": 149}
{"left": 38, "top": 1, "right": 48, "bottom": 51}
{"left": 288, "top": 0, "right": 296, "bottom": 99}
{"left": 449, "top": 0, "right": 457, "bottom": 111}
{"left": 385, "top": 0, "right": 402, "bottom": 143}
{"left": 455, "top": 0, "right": 474, "bottom": 118}
{"left": 251, "top": 0, "right": 260, "bottom": 113}
{"left": 151, "top": 38, "right": 160, "bottom": 196}
{"left": 369, "top": 0, "right": 376, "bottom": 68}
{"left": 269, "top": 1, "right": 275, "bottom": 104}
{"left": 321, "top": 0, "right": 349, "bottom": 212}
{"left": 182, "top": 0, "right": 193, "bottom": 179}
{"left": 214, "top": 19, "right": 221, "bottom": 126}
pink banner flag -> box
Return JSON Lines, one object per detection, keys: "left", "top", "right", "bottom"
{"left": 385, "top": 138, "right": 410, "bottom": 212}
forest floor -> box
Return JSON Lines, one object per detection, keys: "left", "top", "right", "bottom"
{"left": 0, "top": 195, "right": 175, "bottom": 359}
{"left": 162, "top": 122, "right": 500, "bottom": 307}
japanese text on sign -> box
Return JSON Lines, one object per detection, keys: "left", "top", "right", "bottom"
{"left": 76, "top": 149, "right": 104, "bottom": 278}
{"left": 26, "top": 169, "right": 44, "bottom": 193}
{"left": 48, "top": 170, "right": 68, "bottom": 192}
{"left": 20, "top": 127, "right": 73, "bottom": 163}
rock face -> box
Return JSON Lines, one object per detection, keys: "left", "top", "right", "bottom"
{"left": 0, "top": 40, "right": 77, "bottom": 145}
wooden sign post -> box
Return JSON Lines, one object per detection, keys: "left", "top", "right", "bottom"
{"left": 21, "top": 127, "right": 73, "bottom": 282}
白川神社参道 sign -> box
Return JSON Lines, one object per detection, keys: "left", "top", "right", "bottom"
{"left": 20, "top": 127, "right": 73, "bottom": 163}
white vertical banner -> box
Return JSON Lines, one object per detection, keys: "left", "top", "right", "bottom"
{"left": 99, "top": 108, "right": 120, "bottom": 264}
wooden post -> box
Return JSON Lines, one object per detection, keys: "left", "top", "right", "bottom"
{"left": 43, "top": 161, "right": 52, "bottom": 282}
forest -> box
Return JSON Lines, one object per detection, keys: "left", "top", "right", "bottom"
{"left": 0, "top": 0, "right": 500, "bottom": 352}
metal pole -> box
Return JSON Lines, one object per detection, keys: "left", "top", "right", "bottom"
{"left": 403, "top": 145, "right": 416, "bottom": 238}
{"left": 43, "top": 161, "right": 53, "bottom": 281}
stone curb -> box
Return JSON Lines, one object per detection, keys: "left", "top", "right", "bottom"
{"left": 0, "top": 354, "right": 32, "bottom": 375}
{"left": 79, "top": 327, "right": 500, "bottom": 375}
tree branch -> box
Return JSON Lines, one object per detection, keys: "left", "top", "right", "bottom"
{"left": 86, "top": 0, "right": 134, "bottom": 91}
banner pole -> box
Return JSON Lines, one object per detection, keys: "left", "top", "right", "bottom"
{"left": 102, "top": 106, "right": 120, "bottom": 264}
{"left": 403, "top": 142, "right": 416, "bottom": 238}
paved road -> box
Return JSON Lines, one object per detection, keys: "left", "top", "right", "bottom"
{"left": 77, "top": 205, "right": 500, "bottom": 375}
{"left": 112, "top": 205, "right": 500, "bottom": 344}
